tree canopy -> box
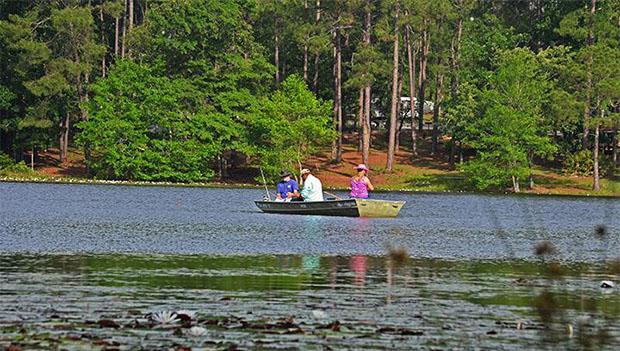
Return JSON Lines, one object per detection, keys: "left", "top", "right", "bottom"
{"left": 0, "top": 0, "right": 618, "bottom": 190}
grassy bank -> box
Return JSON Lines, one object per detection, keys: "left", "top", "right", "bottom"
{"left": 307, "top": 146, "right": 620, "bottom": 197}
{"left": 3, "top": 144, "right": 620, "bottom": 197}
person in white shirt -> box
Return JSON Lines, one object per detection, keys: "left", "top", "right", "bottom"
{"left": 300, "top": 168, "right": 324, "bottom": 201}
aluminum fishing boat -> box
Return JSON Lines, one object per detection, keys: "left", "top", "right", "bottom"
{"left": 254, "top": 198, "right": 405, "bottom": 218}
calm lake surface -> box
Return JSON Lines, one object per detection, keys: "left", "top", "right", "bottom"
{"left": 1, "top": 182, "right": 619, "bottom": 350}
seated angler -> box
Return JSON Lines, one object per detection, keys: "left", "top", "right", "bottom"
{"left": 300, "top": 168, "right": 324, "bottom": 202}
{"left": 275, "top": 170, "right": 300, "bottom": 202}
{"left": 350, "top": 164, "right": 374, "bottom": 199}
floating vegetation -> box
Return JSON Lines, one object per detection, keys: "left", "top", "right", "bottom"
{"left": 186, "top": 326, "right": 207, "bottom": 337}
{"left": 595, "top": 225, "right": 608, "bottom": 239}
{"left": 534, "top": 240, "right": 558, "bottom": 257}
{"left": 607, "top": 258, "right": 620, "bottom": 274}
{"left": 546, "top": 262, "right": 565, "bottom": 278}
{"left": 600, "top": 280, "right": 615, "bottom": 289}
{"left": 385, "top": 244, "right": 410, "bottom": 267}
{"left": 1, "top": 254, "right": 619, "bottom": 350}
{"left": 149, "top": 311, "right": 180, "bottom": 325}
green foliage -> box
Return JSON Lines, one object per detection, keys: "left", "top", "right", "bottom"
{"left": 444, "top": 81, "right": 479, "bottom": 143}
{"left": 248, "top": 75, "right": 335, "bottom": 179}
{"left": 0, "top": 152, "right": 14, "bottom": 169}
{"left": 0, "top": 85, "right": 14, "bottom": 111}
{"left": 0, "top": 2, "right": 104, "bottom": 156}
{"left": 0, "top": 152, "right": 31, "bottom": 175}
{"left": 1, "top": 0, "right": 619, "bottom": 191}
{"left": 458, "top": 13, "right": 525, "bottom": 85}
{"left": 563, "top": 150, "right": 594, "bottom": 176}
{"left": 136, "top": 0, "right": 262, "bottom": 78}
{"left": 0, "top": 84, "right": 16, "bottom": 131}
{"left": 346, "top": 43, "right": 387, "bottom": 90}
{"left": 460, "top": 48, "right": 556, "bottom": 191}
{"left": 79, "top": 60, "right": 237, "bottom": 182}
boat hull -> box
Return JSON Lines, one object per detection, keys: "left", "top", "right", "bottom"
{"left": 254, "top": 199, "right": 405, "bottom": 218}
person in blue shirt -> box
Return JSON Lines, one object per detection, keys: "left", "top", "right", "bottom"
{"left": 276, "top": 170, "right": 300, "bottom": 201}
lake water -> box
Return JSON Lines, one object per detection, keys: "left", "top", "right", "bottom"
{"left": 0, "top": 182, "right": 619, "bottom": 350}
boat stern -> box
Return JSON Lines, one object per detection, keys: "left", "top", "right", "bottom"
{"left": 354, "top": 199, "right": 405, "bottom": 218}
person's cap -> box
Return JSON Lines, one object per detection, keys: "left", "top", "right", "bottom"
{"left": 300, "top": 168, "right": 311, "bottom": 175}
{"left": 279, "top": 170, "right": 292, "bottom": 178}
{"left": 355, "top": 164, "right": 369, "bottom": 172}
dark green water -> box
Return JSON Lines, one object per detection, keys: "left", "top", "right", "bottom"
{"left": 1, "top": 254, "right": 619, "bottom": 350}
{"left": 0, "top": 182, "right": 619, "bottom": 349}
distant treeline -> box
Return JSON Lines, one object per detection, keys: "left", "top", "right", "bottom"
{"left": 0, "top": 0, "right": 618, "bottom": 190}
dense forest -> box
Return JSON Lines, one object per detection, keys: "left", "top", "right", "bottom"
{"left": 0, "top": 0, "right": 619, "bottom": 191}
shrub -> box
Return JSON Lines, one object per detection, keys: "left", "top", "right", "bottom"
{"left": 0, "top": 152, "right": 33, "bottom": 175}
{"left": 0, "top": 152, "right": 14, "bottom": 169}
{"left": 563, "top": 150, "right": 618, "bottom": 177}
{"left": 563, "top": 150, "right": 593, "bottom": 176}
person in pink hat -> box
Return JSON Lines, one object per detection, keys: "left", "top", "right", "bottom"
{"left": 350, "top": 164, "right": 374, "bottom": 199}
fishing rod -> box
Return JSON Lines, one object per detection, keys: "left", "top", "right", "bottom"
{"left": 324, "top": 191, "right": 343, "bottom": 200}
{"left": 259, "top": 168, "right": 272, "bottom": 201}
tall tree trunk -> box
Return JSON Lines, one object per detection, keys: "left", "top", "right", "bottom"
{"left": 128, "top": 0, "right": 134, "bottom": 30}
{"left": 331, "top": 29, "right": 343, "bottom": 162}
{"left": 593, "top": 123, "right": 600, "bottom": 191}
{"left": 99, "top": 6, "right": 106, "bottom": 77}
{"left": 613, "top": 126, "right": 618, "bottom": 165}
{"left": 363, "top": 84, "right": 371, "bottom": 165}
{"left": 450, "top": 14, "right": 463, "bottom": 97}
{"left": 528, "top": 154, "right": 535, "bottom": 189}
{"left": 358, "top": 88, "right": 364, "bottom": 151}
{"left": 395, "top": 71, "right": 404, "bottom": 152}
{"left": 78, "top": 70, "right": 91, "bottom": 169}
{"left": 362, "top": 4, "right": 372, "bottom": 165}
{"left": 448, "top": 10, "right": 463, "bottom": 167}
{"left": 313, "top": 0, "right": 321, "bottom": 93}
{"left": 386, "top": 2, "right": 400, "bottom": 172}
{"left": 583, "top": 0, "right": 596, "bottom": 149}
{"left": 312, "top": 53, "right": 320, "bottom": 93}
{"left": 127, "top": 0, "right": 133, "bottom": 57}
{"left": 59, "top": 121, "right": 64, "bottom": 163}
{"left": 417, "top": 26, "right": 429, "bottom": 132}
{"left": 449, "top": 138, "right": 456, "bottom": 166}
{"left": 431, "top": 72, "right": 444, "bottom": 155}
{"left": 405, "top": 24, "right": 417, "bottom": 156}
{"left": 60, "top": 115, "right": 69, "bottom": 163}
{"left": 114, "top": 16, "right": 119, "bottom": 56}
{"left": 121, "top": 0, "right": 127, "bottom": 59}
{"left": 303, "top": 44, "right": 308, "bottom": 82}
{"left": 512, "top": 175, "right": 520, "bottom": 193}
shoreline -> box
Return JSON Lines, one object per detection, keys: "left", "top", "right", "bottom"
{"left": 2, "top": 175, "right": 619, "bottom": 199}
{"left": 0, "top": 251, "right": 611, "bottom": 265}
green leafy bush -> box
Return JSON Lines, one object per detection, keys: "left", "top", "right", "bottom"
{"left": 601, "top": 155, "right": 618, "bottom": 177}
{"left": 563, "top": 150, "right": 593, "bottom": 176}
{"left": 0, "top": 152, "right": 13, "bottom": 169}
{"left": 247, "top": 75, "right": 335, "bottom": 179}
{"left": 79, "top": 61, "right": 237, "bottom": 182}
{"left": 0, "top": 152, "right": 32, "bottom": 175}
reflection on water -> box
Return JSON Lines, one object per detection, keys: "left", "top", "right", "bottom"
{"left": 350, "top": 255, "right": 367, "bottom": 286}
{"left": 1, "top": 254, "right": 619, "bottom": 350}
{"left": 302, "top": 255, "right": 320, "bottom": 272}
